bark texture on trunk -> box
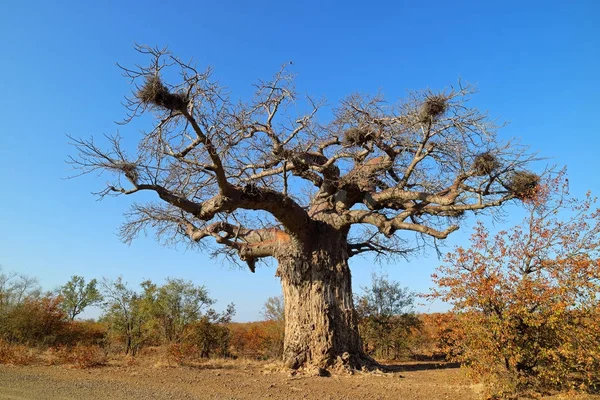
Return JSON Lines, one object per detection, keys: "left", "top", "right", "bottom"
{"left": 276, "top": 227, "right": 372, "bottom": 371}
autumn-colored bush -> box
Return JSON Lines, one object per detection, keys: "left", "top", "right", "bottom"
{"left": 50, "top": 344, "right": 107, "bottom": 368}
{"left": 0, "top": 292, "right": 109, "bottom": 367}
{"left": 0, "top": 295, "right": 67, "bottom": 346}
{"left": 259, "top": 320, "right": 284, "bottom": 359}
{"left": 229, "top": 321, "right": 283, "bottom": 360}
{"left": 403, "top": 313, "right": 463, "bottom": 360}
{"left": 149, "top": 320, "right": 232, "bottom": 366}
{"left": 0, "top": 339, "right": 37, "bottom": 365}
{"left": 165, "top": 343, "right": 187, "bottom": 365}
{"left": 164, "top": 342, "right": 199, "bottom": 365}
{"left": 58, "top": 320, "right": 107, "bottom": 347}
{"left": 431, "top": 173, "right": 600, "bottom": 398}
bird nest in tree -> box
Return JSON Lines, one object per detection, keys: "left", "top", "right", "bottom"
{"left": 137, "top": 75, "right": 188, "bottom": 111}
{"left": 507, "top": 171, "right": 540, "bottom": 200}
{"left": 473, "top": 152, "right": 501, "bottom": 176}
{"left": 342, "top": 127, "right": 375, "bottom": 146}
{"left": 118, "top": 162, "right": 139, "bottom": 183}
{"left": 419, "top": 94, "right": 448, "bottom": 123}
{"left": 290, "top": 157, "right": 310, "bottom": 172}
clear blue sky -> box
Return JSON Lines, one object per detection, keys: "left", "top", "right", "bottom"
{"left": 0, "top": 0, "right": 598, "bottom": 321}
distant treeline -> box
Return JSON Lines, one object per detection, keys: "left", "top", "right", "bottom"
{"left": 0, "top": 270, "right": 449, "bottom": 367}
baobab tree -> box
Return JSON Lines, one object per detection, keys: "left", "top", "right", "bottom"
{"left": 70, "top": 45, "right": 537, "bottom": 371}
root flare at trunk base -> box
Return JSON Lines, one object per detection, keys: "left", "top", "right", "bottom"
{"left": 284, "top": 350, "right": 381, "bottom": 375}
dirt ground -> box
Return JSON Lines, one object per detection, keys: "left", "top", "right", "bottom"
{"left": 0, "top": 360, "right": 597, "bottom": 400}
{"left": 0, "top": 360, "right": 480, "bottom": 400}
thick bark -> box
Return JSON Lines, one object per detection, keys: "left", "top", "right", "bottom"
{"left": 276, "top": 227, "right": 373, "bottom": 371}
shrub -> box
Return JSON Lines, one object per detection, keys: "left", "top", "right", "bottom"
{"left": 51, "top": 344, "right": 107, "bottom": 368}
{"left": 58, "top": 320, "right": 108, "bottom": 347}
{"left": 0, "top": 339, "right": 37, "bottom": 365}
{"left": 0, "top": 295, "right": 67, "bottom": 346}
{"left": 165, "top": 342, "right": 199, "bottom": 365}
{"left": 190, "top": 318, "right": 231, "bottom": 358}
{"left": 431, "top": 173, "right": 600, "bottom": 397}
{"left": 356, "top": 274, "right": 421, "bottom": 360}
{"left": 229, "top": 321, "right": 284, "bottom": 360}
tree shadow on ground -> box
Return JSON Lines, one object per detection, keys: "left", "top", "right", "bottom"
{"left": 380, "top": 361, "right": 461, "bottom": 373}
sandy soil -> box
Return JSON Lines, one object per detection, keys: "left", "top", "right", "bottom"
{"left": 0, "top": 361, "right": 479, "bottom": 400}
{"left": 1, "top": 360, "right": 597, "bottom": 400}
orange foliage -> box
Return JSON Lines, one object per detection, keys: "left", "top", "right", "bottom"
{"left": 228, "top": 321, "right": 284, "bottom": 360}
{"left": 430, "top": 172, "right": 600, "bottom": 397}
{"left": 0, "top": 339, "right": 37, "bottom": 365}
{"left": 407, "top": 313, "right": 463, "bottom": 360}
{"left": 165, "top": 342, "right": 200, "bottom": 365}
{"left": 49, "top": 344, "right": 107, "bottom": 368}
{"left": 0, "top": 295, "right": 67, "bottom": 346}
{"left": 59, "top": 321, "right": 107, "bottom": 346}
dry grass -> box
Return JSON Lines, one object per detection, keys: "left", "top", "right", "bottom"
{"left": 45, "top": 345, "right": 107, "bottom": 369}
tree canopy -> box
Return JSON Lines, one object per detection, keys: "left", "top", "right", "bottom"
{"left": 59, "top": 275, "right": 103, "bottom": 321}
{"left": 70, "top": 45, "right": 537, "bottom": 271}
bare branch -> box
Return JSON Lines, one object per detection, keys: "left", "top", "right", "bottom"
{"left": 70, "top": 47, "right": 538, "bottom": 268}
{"left": 341, "top": 210, "right": 460, "bottom": 239}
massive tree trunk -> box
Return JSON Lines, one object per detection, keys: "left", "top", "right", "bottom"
{"left": 276, "top": 226, "right": 372, "bottom": 371}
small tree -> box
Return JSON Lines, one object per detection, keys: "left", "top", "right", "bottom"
{"left": 100, "top": 277, "right": 233, "bottom": 357}
{"left": 261, "top": 296, "right": 285, "bottom": 323}
{"left": 100, "top": 277, "right": 149, "bottom": 356}
{"left": 0, "top": 268, "right": 40, "bottom": 310}
{"left": 143, "top": 278, "right": 215, "bottom": 343}
{"left": 261, "top": 295, "right": 285, "bottom": 358}
{"left": 191, "top": 303, "right": 235, "bottom": 358}
{"left": 356, "top": 274, "right": 420, "bottom": 360}
{"left": 71, "top": 45, "right": 537, "bottom": 370}
{"left": 59, "top": 276, "right": 103, "bottom": 321}
{"left": 431, "top": 172, "right": 600, "bottom": 396}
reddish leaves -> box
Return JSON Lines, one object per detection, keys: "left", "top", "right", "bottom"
{"left": 430, "top": 172, "right": 600, "bottom": 397}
